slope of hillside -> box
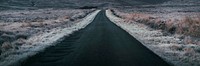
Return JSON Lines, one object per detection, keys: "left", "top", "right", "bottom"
{"left": 162, "top": 0, "right": 200, "bottom": 5}
{"left": 0, "top": 0, "right": 171, "bottom": 10}
{"left": 5, "top": 0, "right": 200, "bottom": 10}
{"left": 136, "top": 0, "right": 169, "bottom": 4}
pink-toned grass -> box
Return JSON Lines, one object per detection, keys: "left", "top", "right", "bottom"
{"left": 177, "top": 16, "right": 200, "bottom": 37}
{"left": 112, "top": 9, "right": 200, "bottom": 37}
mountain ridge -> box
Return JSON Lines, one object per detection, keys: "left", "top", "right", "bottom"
{"left": 0, "top": 0, "right": 169, "bottom": 9}
{"left": 1, "top": 0, "right": 199, "bottom": 10}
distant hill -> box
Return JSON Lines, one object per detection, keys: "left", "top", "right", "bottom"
{"left": 135, "top": 0, "right": 169, "bottom": 4}
{"left": 162, "top": 0, "right": 200, "bottom": 5}
{"left": 0, "top": 0, "right": 182, "bottom": 10}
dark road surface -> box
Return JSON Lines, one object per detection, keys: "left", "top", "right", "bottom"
{"left": 21, "top": 11, "right": 170, "bottom": 66}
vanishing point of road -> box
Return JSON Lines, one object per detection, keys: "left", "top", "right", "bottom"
{"left": 21, "top": 10, "right": 171, "bottom": 66}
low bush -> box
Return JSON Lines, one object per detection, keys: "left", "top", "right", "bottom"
{"left": 177, "top": 16, "right": 200, "bottom": 37}
{"left": 170, "top": 45, "right": 183, "bottom": 51}
{"left": 183, "top": 36, "right": 193, "bottom": 44}
{"left": 1, "top": 42, "right": 13, "bottom": 52}
{"left": 183, "top": 48, "right": 195, "bottom": 56}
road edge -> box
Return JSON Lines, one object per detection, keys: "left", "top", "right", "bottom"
{"left": 105, "top": 9, "right": 174, "bottom": 66}
{"left": 0, "top": 10, "right": 101, "bottom": 66}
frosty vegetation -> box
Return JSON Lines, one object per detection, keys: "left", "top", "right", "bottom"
{"left": 0, "top": 8, "right": 99, "bottom": 66}
{"left": 106, "top": 7, "right": 200, "bottom": 66}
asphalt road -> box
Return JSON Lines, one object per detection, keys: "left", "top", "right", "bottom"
{"left": 21, "top": 10, "right": 170, "bottom": 66}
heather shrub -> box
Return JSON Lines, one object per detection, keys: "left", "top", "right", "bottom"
{"left": 170, "top": 44, "right": 183, "bottom": 51}
{"left": 177, "top": 16, "right": 200, "bottom": 37}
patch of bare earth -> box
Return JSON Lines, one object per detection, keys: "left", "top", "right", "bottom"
{"left": 106, "top": 8, "right": 200, "bottom": 66}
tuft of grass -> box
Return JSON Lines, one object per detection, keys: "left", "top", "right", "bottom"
{"left": 183, "top": 36, "right": 194, "bottom": 44}
{"left": 170, "top": 44, "right": 183, "bottom": 51}
{"left": 177, "top": 16, "right": 200, "bottom": 37}
{"left": 14, "top": 38, "right": 26, "bottom": 46}
{"left": 165, "top": 19, "right": 177, "bottom": 34}
{"left": 1, "top": 42, "right": 13, "bottom": 52}
{"left": 63, "top": 15, "right": 70, "bottom": 19}
{"left": 183, "top": 48, "right": 195, "bottom": 56}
